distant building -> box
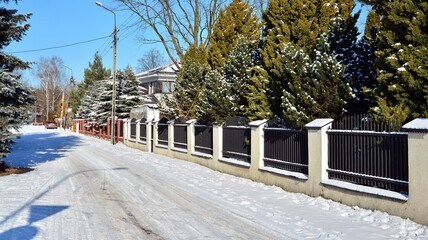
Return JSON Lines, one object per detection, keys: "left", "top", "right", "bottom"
{"left": 133, "top": 62, "right": 181, "bottom": 120}
{"left": 135, "top": 62, "right": 180, "bottom": 104}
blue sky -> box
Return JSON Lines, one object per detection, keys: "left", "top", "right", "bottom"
{"left": 5, "top": 0, "right": 370, "bottom": 88}
{"left": 5, "top": 0, "right": 155, "bottom": 87}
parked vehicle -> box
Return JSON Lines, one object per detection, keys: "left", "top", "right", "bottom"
{"left": 45, "top": 121, "right": 57, "bottom": 129}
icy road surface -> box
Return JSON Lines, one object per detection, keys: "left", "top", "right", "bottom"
{"left": 0, "top": 125, "right": 427, "bottom": 239}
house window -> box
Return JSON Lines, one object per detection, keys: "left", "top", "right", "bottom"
{"left": 162, "top": 81, "right": 174, "bottom": 93}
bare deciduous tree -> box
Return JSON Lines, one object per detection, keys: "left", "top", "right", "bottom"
{"left": 137, "top": 48, "right": 166, "bottom": 72}
{"left": 116, "top": 0, "right": 227, "bottom": 68}
{"left": 33, "top": 56, "right": 67, "bottom": 121}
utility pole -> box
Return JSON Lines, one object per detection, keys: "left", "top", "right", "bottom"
{"left": 96, "top": 1, "right": 117, "bottom": 145}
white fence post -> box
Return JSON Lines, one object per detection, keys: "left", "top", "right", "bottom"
{"left": 249, "top": 119, "right": 268, "bottom": 173}
{"left": 403, "top": 118, "right": 428, "bottom": 225}
{"left": 305, "top": 118, "right": 334, "bottom": 197}
{"left": 168, "top": 119, "right": 174, "bottom": 151}
{"left": 213, "top": 123, "right": 223, "bottom": 161}
{"left": 187, "top": 119, "right": 197, "bottom": 155}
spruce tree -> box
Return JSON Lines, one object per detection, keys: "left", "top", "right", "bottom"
{"left": 261, "top": 0, "right": 338, "bottom": 117}
{"left": 197, "top": 70, "right": 236, "bottom": 122}
{"left": 161, "top": 45, "right": 208, "bottom": 119}
{"left": 374, "top": 0, "right": 428, "bottom": 122}
{"left": 350, "top": 10, "right": 380, "bottom": 113}
{"left": 70, "top": 52, "right": 110, "bottom": 113}
{"left": 0, "top": 0, "right": 34, "bottom": 163}
{"left": 116, "top": 67, "right": 145, "bottom": 119}
{"left": 207, "top": 0, "right": 261, "bottom": 71}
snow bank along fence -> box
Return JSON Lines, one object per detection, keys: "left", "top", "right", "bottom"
{"left": 71, "top": 119, "right": 125, "bottom": 142}
{"left": 122, "top": 117, "right": 428, "bottom": 225}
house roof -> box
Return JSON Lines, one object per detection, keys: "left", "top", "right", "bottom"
{"left": 135, "top": 62, "right": 181, "bottom": 77}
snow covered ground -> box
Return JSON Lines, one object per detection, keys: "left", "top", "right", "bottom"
{"left": 0, "top": 125, "right": 427, "bottom": 239}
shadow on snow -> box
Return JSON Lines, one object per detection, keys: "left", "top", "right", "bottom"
{"left": 4, "top": 131, "right": 82, "bottom": 168}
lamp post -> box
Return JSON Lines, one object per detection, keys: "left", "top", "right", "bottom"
{"left": 96, "top": 1, "right": 117, "bottom": 145}
{"left": 62, "top": 64, "right": 74, "bottom": 130}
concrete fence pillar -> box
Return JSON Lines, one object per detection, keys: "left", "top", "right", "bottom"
{"left": 213, "top": 124, "right": 223, "bottom": 161}
{"left": 123, "top": 119, "right": 129, "bottom": 141}
{"left": 153, "top": 120, "right": 159, "bottom": 148}
{"left": 402, "top": 118, "right": 428, "bottom": 225}
{"left": 146, "top": 121, "right": 153, "bottom": 152}
{"left": 135, "top": 119, "right": 141, "bottom": 141}
{"left": 249, "top": 120, "right": 268, "bottom": 174}
{"left": 305, "top": 118, "right": 334, "bottom": 197}
{"left": 168, "top": 120, "right": 174, "bottom": 150}
{"left": 186, "top": 119, "right": 197, "bottom": 156}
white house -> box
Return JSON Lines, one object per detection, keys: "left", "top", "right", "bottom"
{"left": 131, "top": 63, "right": 180, "bottom": 120}
{"left": 135, "top": 62, "right": 180, "bottom": 103}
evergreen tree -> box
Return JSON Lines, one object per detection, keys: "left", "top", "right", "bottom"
{"left": 0, "top": 0, "right": 34, "bottom": 163}
{"left": 199, "top": 37, "right": 271, "bottom": 122}
{"left": 116, "top": 66, "right": 146, "bottom": 119}
{"left": 92, "top": 79, "right": 112, "bottom": 123}
{"left": 245, "top": 51, "right": 272, "bottom": 121}
{"left": 161, "top": 45, "right": 208, "bottom": 119}
{"left": 280, "top": 35, "right": 349, "bottom": 128}
{"left": 261, "top": 0, "right": 338, "bottom": 117}
{"left": 374, "top": 0, "right": 428, "bottom": 122}
{"left": 70, "top": 52, "right": 110, "bottom": 113}
{"left": 197, "top": 70, "right": 236, "bottom": 122}
{"left": 350, "top": 10, "right": 379, "bottom": 113}
{"left": 207, "top": 0, "right": 261, "bottom": 71}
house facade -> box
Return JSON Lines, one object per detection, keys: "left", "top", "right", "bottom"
{"left": 135, "top": 63, "right": 180, "bottom": 103}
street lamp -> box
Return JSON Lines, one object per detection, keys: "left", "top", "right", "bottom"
{"left": 96, "top": 1, "right": 117, "bottom": 145}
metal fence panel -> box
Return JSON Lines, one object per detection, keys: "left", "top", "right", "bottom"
{"left": 139, "top": 122, "right": 146, "bottom": 141}
{"left": 174, "top": 124, "right": 187, "bottom": 149}
{"left": 222, "top": 126, "right": 251, "bottom": 163}
{"left": 157, "top": 123, "right": 168, "bottom": 146}
{"left": 264, "top": 128, "right": 308, "bottom": 174}
{"left": 130, "top": 120, "right": 137, "bottom": 139}
{"left": 328, "top": 131, "right": 408, "bottom": 193}
{"left": 195, "top": 125, "right": 213, "bottom": 155}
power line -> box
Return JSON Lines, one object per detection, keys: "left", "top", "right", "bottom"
{"left": 7, "top": 35, "right": 112, "bottom": 54}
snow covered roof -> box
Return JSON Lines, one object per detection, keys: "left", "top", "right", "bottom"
{"left": 135, "top": 62, "right": 181, "bottom": 77}
{"left": 135, "top": 62, "right": 181, "bottom": 84}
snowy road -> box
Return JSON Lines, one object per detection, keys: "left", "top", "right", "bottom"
{"left": 0, "top": 126, "right": 427, "bottom": 239}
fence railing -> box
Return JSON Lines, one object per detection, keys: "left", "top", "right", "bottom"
{"left": 157, "top": 123, "right": 168, "bottom": 146}
{"left": 328, "top": 130, "right": 408, "bottom": 193}
{"left": 194, "top": 125, "right": 213, "bottom": 155}
{"left": 222, "top": 126, "right": 251, "bottom": 163}
{"left": 139, "top": 122, "right": 147, "bottom": 142}
{"left": 130, "top": 119, "right": 137, "bottom": 139}
{"left": 264, "top": 128, "right": 308, "bottom": 174}
{"left": 174, "top": 124, "right": 187, "bottom": 150}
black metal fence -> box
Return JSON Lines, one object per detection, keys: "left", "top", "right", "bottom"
{"left": 195, "top": 125, "right": 213, "bottom": 155}
{"left": 222, "top": 117, "right": 251, "bottom": 163}
{"left": 157, "top": 118, "right": 169, "bottom": 146}
{"left": 328, "top": 115, "right": 408, "bottom": 193}
{"left": 139, "top": 118, "right": 147, "bottom": 142}
{"left": 264, "top": 128, "right": 308, "bottom": 174}
{"left": 174, "top": 124, "right": 187, "bottom": 150}
{"left": 332, "top": 114, "right": 402, "bottom": 132}
{"left": 130, "top": 119, "right": 137, "bottom": 139}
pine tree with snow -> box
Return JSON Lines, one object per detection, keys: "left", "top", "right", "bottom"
{"left": 207, "top": 0, "right": 261, "bottom": 71}
{"left": 279, "top": 35, "right": 349, "bottom": 128}
{"left": 161, "top": 45, "right": 208, "bottom": 119}
{"left": 92, "top": 79, "right": 112, "bottom": 123}
{"left": 261, "top": 0, "right": 339, "bottom": 117}
{"left": 115, "top": 67, "right": 145, "bottom": 119}
{"left": 70, "top": 52, "right": 111, "bottom": 114}
{"left": 311, "top": 34, "right": 350, "bottom": 120}
{"left": 349, "top": 10, "right": 380, "bottom": 113}
{"left": 0, "top": 0, "right": 34, "bottom": 163}
{"left": 373, "top": 0, "right": 428, "bottom": 122}
{"left": 197, "top": 70, "right": 236, "bottom": 122}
